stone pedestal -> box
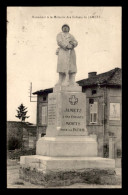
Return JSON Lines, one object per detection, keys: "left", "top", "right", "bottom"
{"left": 20, "top": 84, "right": 115, "bottom": 178}
{"left": 46, "top": 88, "right": 88, "bottom": 137}
{"left": 36, "top": 136, "right": 97, "bottom": 157}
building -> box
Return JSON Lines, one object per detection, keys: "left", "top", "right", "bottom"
{"left": 33, "top": 67, "right": 122, "bottom": 158}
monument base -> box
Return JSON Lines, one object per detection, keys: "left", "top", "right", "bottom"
{"left": 20, "top": 155, "right": 115, "bottom": 173}
{"left": 36, "top": 136, "right": 97, "bottom": 157}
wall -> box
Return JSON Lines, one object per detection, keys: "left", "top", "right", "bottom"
{"left": 83, "top": 86, "right": 105, "bottom": 138}
{"left": 83, "top": 86, "right": 107, "bottom": 157}
{"left": 107, "top": 87, "right": 122, "bottom": 154}
{"left": 7, "top": 122, "right": 23, "bottom": 150}
{"left": 36, "top": 94, "right": 48, "bottom": 139}
{"left": 83, "top": 86, "right": 121, "bottom": 156}
{"left": 7, "top": 121, "right": 37, "bottom": 150}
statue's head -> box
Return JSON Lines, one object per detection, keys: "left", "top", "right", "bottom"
{"left": 62, "top": 24, "right": 70, "bottom": 32}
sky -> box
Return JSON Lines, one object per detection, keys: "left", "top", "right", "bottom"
{"left": 7, "top": 6, "right": 121, "bottom": 124}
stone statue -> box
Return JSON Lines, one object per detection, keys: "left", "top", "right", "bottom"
{"left": 56, "top": 24, "right": 78, "bottom": 86}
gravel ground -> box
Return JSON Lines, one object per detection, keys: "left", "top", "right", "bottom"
{"left": 7, "top": 161, "right": 121, "bottom": 189}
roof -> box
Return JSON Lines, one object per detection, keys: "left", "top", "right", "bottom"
{"left": 77, "top": 67, "right": 122, "bottom": 87}
{"left": 33, "top": 68, "right": 121, "bottom": 95}
{"left": 33, "top": 88, "right": 53, "bottom": 95}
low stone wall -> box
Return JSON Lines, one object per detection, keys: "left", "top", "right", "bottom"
{"left": 115, "top": 158, "right": 121, "bottom": 168}
{"left": 7, "top": 159, "right": 19, "bottom": 166}
{"left": 8, "top": 148, "right": 36, "bottom": 160}
{"left": 19, "top": 167, "right": 121, "bottom": 187}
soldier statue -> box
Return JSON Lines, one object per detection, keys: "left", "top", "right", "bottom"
{"left": 56, "top": 24, "right": 78, "bottom": 86}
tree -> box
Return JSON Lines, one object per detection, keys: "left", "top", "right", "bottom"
{"left": 15, "top": 103, "right": 30, "bottom": 122}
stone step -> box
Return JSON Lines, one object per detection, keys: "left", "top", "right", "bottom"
{"left": 20, "top": 155, "right": 115, "bottom": 173}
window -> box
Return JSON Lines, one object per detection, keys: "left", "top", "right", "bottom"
{"left": 90, "top": 101, "right": 98, "bottom": 124}
{"left": 92, "top": 89, "right": 97, "bottom": 95}
{"left": 43, "top": 96, "right": 47, "bottom": 101}
{"left": 89, "top": 99, "right": 94, "bottom": 104}
{"left": 42, "top": 106, "right": 47, "bottom": 125}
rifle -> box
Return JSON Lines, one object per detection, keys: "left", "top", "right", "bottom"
{"left": 65, "top": 49, "right": 71, "bottom": 86}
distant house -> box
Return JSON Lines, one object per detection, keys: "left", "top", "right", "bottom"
{"left": 7, "top": 121, "right": 37, "bottom": 150}
{"left": 33, "top": 67, "right": 122, "bottom": 158}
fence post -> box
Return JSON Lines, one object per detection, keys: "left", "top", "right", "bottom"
{"left": 109, "top": 136, "right": 116, "bottom": 159}
{"left": 97, "top": 137, "right": 104, "bottom": 157}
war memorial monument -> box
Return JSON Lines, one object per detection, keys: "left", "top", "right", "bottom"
{"left": 20, "top": 24, "right": 116, "bottom": 186}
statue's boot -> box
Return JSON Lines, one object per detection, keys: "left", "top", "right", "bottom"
{"left": 62, "top": 73, "right": 69, "bottom": 86}
{"left": 69, "top": 73, "right": 77, "bottom": 85}
{"left": 56, "top": 73, "right": 63, "bottom": 85}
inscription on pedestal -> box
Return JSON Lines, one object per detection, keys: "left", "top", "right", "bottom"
{"left": 46, "top": 92, "right": 87, "bottom": 136}
{"left": 59, "top": 93, "right": 87, "bottom": 135}
{"left": 48, "top": 95, "right": 57, "bottom": 126}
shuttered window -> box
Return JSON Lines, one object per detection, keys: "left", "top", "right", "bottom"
{"left": 90, "top": 102, "right": 98, "bottom": 123}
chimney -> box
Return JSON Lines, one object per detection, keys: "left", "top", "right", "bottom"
{"left": 88, "top": 72, "right": 97, "bottom": 78}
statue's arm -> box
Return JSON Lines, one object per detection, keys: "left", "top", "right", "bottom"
{"left": 69, "top": 35, "right": 78, "bottom": 48}
{"left": 72, "top": 39, "right": 78, "bottom": 47}
{"left": 56, "top": 33, "right": 68, "bottom": 50}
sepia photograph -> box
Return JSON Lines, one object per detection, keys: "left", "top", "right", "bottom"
{"left": 7, "top": 6, "right": 122, "bottom": 188}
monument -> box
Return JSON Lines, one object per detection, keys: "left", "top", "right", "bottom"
{"left": 20, "top": 25, "right": 115, "bottom": 184}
